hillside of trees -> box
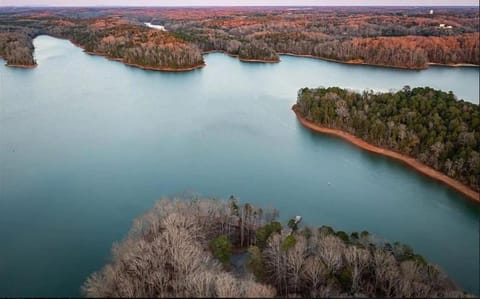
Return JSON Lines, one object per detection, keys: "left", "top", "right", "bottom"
{"left": 253, "top": 32, "right": 479, "bottom": 68}
{"left": 155, "top": 6, "right": 479, "bottom": 68}
{"left": 0, "top": 29, "right": 37, "bottom": 66}
{"left": 82, "top": 197, "right": 471, "bottom": 298}
{"left": 0, "top": 14, "right": 204, "bottom": 70}
{"left": 48, "top": 17, "right": 204, "bottom": 70}
{"left": 295, "top": 87, "right": 480, "bottom": 192}
{"left": 0, "top": 6, "right": 478, "bottom": 69}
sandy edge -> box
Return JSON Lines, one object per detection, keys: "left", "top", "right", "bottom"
{"left": 427, "top": 62, "right": 479, "bottom": 68}
{"left": 83, "top": 50, "right": 206, "bottom": 72}
{"left": 292, "top": 105, "right": 479, "bottom": 203}
{"left": 203, "top": 50, "right": 280, "bottom": 63}
{"left": 279, "top": 53, "right": 426, "bottom": 70}
{"left": 279, "top": 53, "right": 480, "bottom": 70}
{"left": 4, "top": 63, "right": 37, "bottom": 69}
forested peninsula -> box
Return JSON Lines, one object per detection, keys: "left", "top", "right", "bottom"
{"left": 1, "top": 6, "right": 479, "bottom": 70}
{"left": 293, "top": 87, "right": 480, "bottom": 202}
{"left": 0, "top": 15, "right": 204, "bottom": 71}
{"left": 82, "top": 197, "right": 471, "bottom": 298}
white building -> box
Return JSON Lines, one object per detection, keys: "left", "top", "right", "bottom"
{"left": 439, "top": 24, "right": 453, "bottom": 29}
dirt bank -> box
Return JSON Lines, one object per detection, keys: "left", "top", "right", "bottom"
{"left": 292, "top": 105, "right": 479, "bottom": 203}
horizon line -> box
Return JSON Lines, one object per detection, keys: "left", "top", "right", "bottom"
{"left": 1, "top": 4, "right": 478, "bottom": 7}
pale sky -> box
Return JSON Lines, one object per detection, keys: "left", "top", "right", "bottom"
{"left": 0, "top": 0, "right": 478, "bottom": 6}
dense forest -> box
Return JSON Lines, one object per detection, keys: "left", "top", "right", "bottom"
{"left": 0, "top": 6, "right": 479, "bottom": 69}
{"left": 294, "top": 87, "right": 480, "bottom": 192}
{"left": 0, "top": 28, "right": 37, "bottom": 66}
{"left": 82, "top": 197, "right": 470, "bottom": 298}
{"left": 49, "top": 17, "right": 205, "bottom": 70}
{"left": 153, "top": 6, "right": 480, "bottom": 68}
{"left": 0, "top": 14, "right": 204, "bottom": 70}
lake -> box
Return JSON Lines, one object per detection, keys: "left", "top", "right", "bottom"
{"left": 0, "top": 35, "right": 478, "bottom": 296}
{"left": 145, "top": 22, "right": 167, "bottom": 31}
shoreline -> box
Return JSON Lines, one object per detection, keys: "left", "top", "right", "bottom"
{"left": 292, "top": 105, "right": 480, "bottom": 203}
{"left": 239, "top": 57, "right": 280, "bottom": 63}
{"left": 5, "top": 36, "right": 479, "bottom": 71}
{"left": 427, "top": 62, "right": 479, "bottom": 68}
{"left": 83, "top": 50, "right": 206, "bottom": 72}
{"left": 206, "top": 51, "right": 479, "bottom": 70}
{"left": 279, "top": 52, "right": 479, "bottom": 70}
{"left": 40, "top": 35, "right": 206, "bottom": 72}
{"left": 203, "top": 50, "right": 280, "bottom": 63}
{"left": 4, "top": 63, "right": 37, "bottom": 69}
{"left": 278, "top": 53, "right": 427, "bottom": 70}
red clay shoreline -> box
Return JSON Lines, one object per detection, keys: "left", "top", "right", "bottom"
{"left": 84, "top": 49, "right": 206, "bottom": 72}
{"left": 4, "top": 63, "right": 37, "bottom": 68}
{"left": 292, "top": 105, "right": 480, "bottom": 204}
{"left": 279, "top": 52, "right": 427, "bottom": 70}
{"left": 203, "top": 50, "right": 280, "bottom": 63}
{"left": 427, "top": 62, "right": 479, "bottom": 68}
{"left": 279, "top": 52, "right": 480, "bottom": 70}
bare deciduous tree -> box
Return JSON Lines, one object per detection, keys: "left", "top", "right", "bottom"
{"left": 317, "top": 235, "right": 345, "bottom": 274}
{"left": 344, "top": 246, "right": 371, "bottom": 293}
{"left": 83, "top": 197, "right": 470, "bottom": 298}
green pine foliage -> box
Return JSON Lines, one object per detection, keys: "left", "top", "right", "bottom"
{"left": 295, "top": 86, "right": 480, "bottom": 191}
{"left": 209, "top": 235, "right": 233, "bottom": 265}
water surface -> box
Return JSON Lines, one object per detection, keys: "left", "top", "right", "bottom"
{"left": 144, "top": 22, "right": 166, "bottom": 31}
{"left": 0, "top": 35, "right": 479, "bottom": 296}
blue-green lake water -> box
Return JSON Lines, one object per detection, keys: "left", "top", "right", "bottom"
{"left": 0, "top": 35, "right": 479, "bottom": 296}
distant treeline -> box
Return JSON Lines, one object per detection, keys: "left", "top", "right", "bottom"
{"left": 82, "top": 197, "right": 471, "bottom": 298}
{"left": 295, "top": 87, "right": 480, "bottom": 191}
{"left": 0, "top": 7, "right": 479, "bottom": 69}
{"left": 161, "top": 7, "right": 479, "bottom": 68}
{"left": 0, "top": 15, "right": 204, "bottom": 70}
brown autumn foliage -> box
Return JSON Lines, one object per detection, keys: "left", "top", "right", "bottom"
{"left": 0, "top": 6, "right": 478, "bottom": 69}
{"left": 347, "top": 34, "right": 480, "bottom": 68}
{"left": 157, "top": 6, "right": 479, "bottom": 68}
{"left": 0, "top": 30, "right": 36, "bottom": 66}
{"left": 0, "top": 14, "right": 204, "bottom": 70}
{"left": 82, "top": 197, "right": 471, "bottom": 298}
{"left": 48, "top": 17, "right": 204, "bottom": 70}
